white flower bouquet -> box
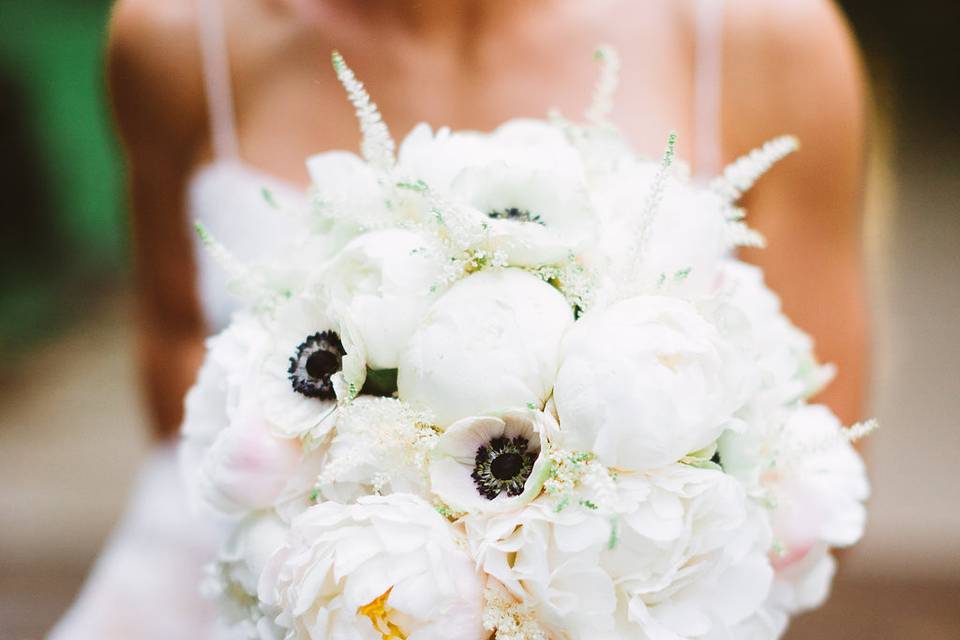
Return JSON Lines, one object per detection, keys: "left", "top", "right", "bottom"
{"left": 182, "top": 49, "right": 873, "bottom": 640}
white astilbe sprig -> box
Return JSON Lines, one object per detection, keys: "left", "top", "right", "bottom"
{"left": 544, "top": 449, "right": 618, "bottom": 513}
{"left": 331, "top": 50, "right": 396, "bottom": 172}
{"left": 764, "top": 418, "right": 877, "bottom": 482}
{"left": 584, "top": 45, "right": 621, "bottom": 128}
{"left": 316, "top": 397, "right": 438, "bottom": 494}
{"left": 723, "top": 206, "right": 767, "bottom": 249}
{"left": 194, "top": 222, "right": 290, "bottom": 310}
{"left": 604, "top": 131, "right": 678, "bottom": 301}
{"left": 711, "top": 135, "right": 799, "bottom": 203}
{"left": 396, "top": 179, "right": 505, "bottom": 286}
{"left": 528, "top": 257, "right": 597, "bottom": 314}
{"left": 483, "top": 588, "right": 548, "bottom": 640}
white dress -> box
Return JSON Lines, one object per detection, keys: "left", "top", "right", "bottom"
{"left": 48, "top": 0, "right": 724, "bottom": 637}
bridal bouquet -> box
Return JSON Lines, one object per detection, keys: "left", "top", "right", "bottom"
{"left": 181, "top": 50, "right": 872, "bottom": 640}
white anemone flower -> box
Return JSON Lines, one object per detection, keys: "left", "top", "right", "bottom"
{"left": 553, "top": 296, "right": 756, "bottom": 471}
{"left": 320, "top": 228, "right": 444, "bottom": 369}
{"left": 259, "top": 494, "right": 486, "bottom": 640}
{"left": 429, "top": 410, "right": 553, "bottom": 514}
{"left": 399, "top": 119, "right": 596, "bottom": 266}
{"left": 451, "top": 162, "right": 596, "bottom": 266}
{"left": 398, "top": 268, "right": 574, "bottom": 426}
{"left": 257, "top": 294, "right": 366, "bottom": 439}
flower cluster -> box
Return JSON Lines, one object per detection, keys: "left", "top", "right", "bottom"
{"left": 182, "top": 49, "right": 872, "bottom": 640}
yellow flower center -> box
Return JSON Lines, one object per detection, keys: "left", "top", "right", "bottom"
{"left": 357, "top": 588, "right": 407, "bottom": 639}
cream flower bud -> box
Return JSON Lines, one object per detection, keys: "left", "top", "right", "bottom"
{"left": 398, "top": 269, "right": 574, "bottom": 426}
{"left": 553, "top": 296, "right": 755, "bottom": 470}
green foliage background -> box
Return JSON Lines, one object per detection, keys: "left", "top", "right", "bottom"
{"left": 0, "top": 1, "right": 123, "bottom": 355}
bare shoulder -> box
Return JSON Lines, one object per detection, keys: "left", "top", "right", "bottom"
{"left": 721, "top": 0, "right": 866, "bottom": 157}
{"left": 107, "top": 0, "right": 206, "bottom": 152}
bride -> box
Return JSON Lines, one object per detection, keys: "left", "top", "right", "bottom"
{"left": 51, "top": 0, "right": 867, "bottom": 637}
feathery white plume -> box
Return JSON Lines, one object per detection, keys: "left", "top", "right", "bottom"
{"left": 711, "top": 135, "right": 799, "bottom": 202}
{"left": 585, "top": 45, "right": 621, "bottom": 127}
{"left": 331, "top": 50, "right": 396, "bottom": 172}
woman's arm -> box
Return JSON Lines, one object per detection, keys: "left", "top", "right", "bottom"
{"left": 724, "top": 0, "right": 868, "bottom": 425}
{"left": 108, "top": 0, "right": 208, "bottom": 438}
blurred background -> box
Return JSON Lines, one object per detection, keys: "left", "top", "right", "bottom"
{"left": 1, "top": 1, "right": 958, "bottom": 638}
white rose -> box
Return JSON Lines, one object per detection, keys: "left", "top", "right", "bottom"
{"left": 553, "top": 296, "right": 755, "bottom": 470}
{"left": 398, "top": 268, "right": 574, "bottom": 426}
{"left": 429, "top": 410, "right": 553, "bottom": 514}
{"left": 259, "top": 494, "right": 485, "bottom": 639}
{"left": 321, "top": 229, "right": 443, "bottom": 369}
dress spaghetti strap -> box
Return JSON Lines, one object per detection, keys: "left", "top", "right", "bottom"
{"left": 197, "top": 0, "right": 241, "bottom": 160}
{"left": 693, "top": 0, "right": 725, "bottom": 179}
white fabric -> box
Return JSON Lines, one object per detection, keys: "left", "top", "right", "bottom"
{"left": 47, "top": 445, "right": 225, "bottom": 639}
{"left": 188, "top": 160, "right": 306, "bottom": 331}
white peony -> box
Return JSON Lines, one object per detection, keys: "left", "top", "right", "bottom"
{"left": 711, "top": 260, "right": 834, "bottom": 412}
{"left": 320, "top": 229, "right": 443, "bottom": 369}
{"left": 553, "top": 296, "right": 755, "bottom": 470}
{"left": 588, "top": 160, "right": 728, "bottom": 296}
{"left": 429, "top": 410, "right": 553, "bottom": 514}
{"left": 610, "top": 474, "right": 773, "bottom": 639}
{"left": 468, "top": 465, "right": 771, "bottom": 639}
{"left": 205, "top": 512, "right": 288, "bottom": 640}
{"left": 398, "top": 268, "right": 574, "bottom": 426}
{"left": 259, "top": 494, "right": 486, "bottom": 639}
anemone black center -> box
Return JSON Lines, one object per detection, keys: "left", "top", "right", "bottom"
{"left": 288, "top": 330, "right": 345, "bottom": 400}
{"left": 487, "top": 207, "right": 544, "bottom": 225}
{"left": 490, "top": 452, "right": 525, "bottom": 481}
{"left": 305, "top": 349, "right": 339, "bottom": 380}
{"left": 471, "top": 435, "right": 537, "bottom": 500}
